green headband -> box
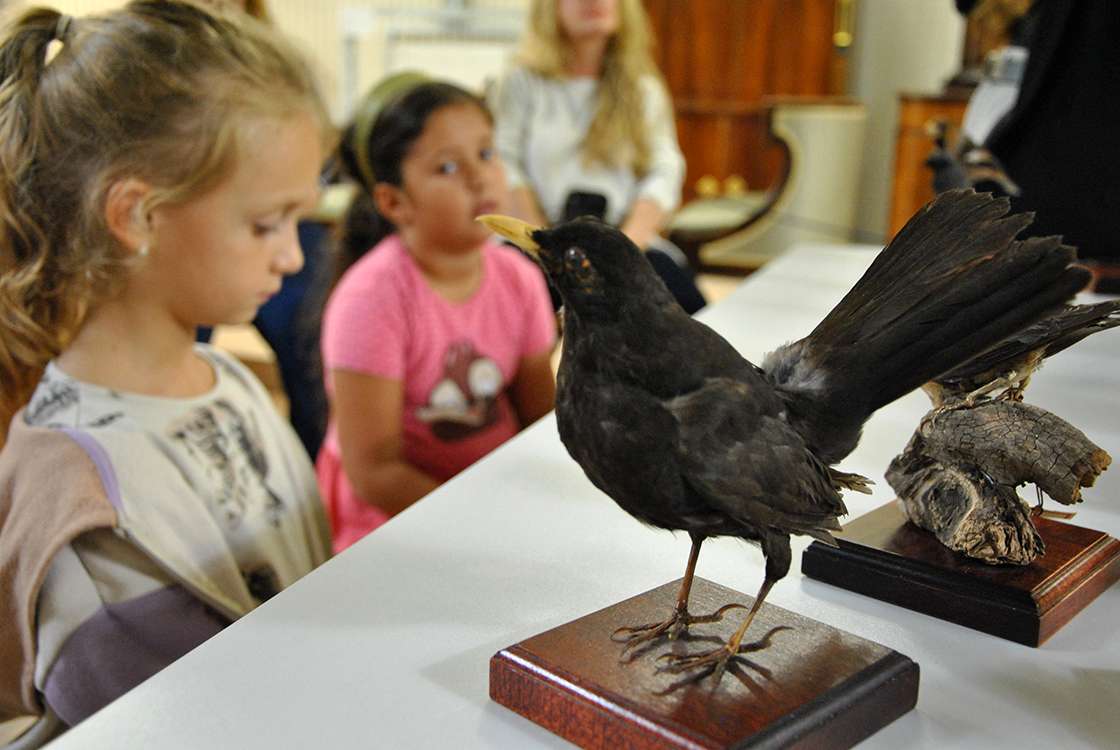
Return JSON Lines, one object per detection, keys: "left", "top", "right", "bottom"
{"left": 351, "top": 70, "right": 430, "bottom": 189}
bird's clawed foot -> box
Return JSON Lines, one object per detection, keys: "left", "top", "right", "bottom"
{"left": 829, "top": 468, "right": 874, "bottom": 494}
{"left": 655, "top": 626, "right": 791, "bottom": 685}
{"left": 657, "top": 643, "right": 736, "bottom": 684}
{"left": 926, "top": 370, "right": 1027, "bottom": 427}
{"left": 611, "top": 603, "right": 746, "bottom": 661}
{"left": 962, "top": 371, "right": 1023, "bottom": 406}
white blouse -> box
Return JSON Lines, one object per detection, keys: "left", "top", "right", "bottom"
{"left": 490, "top": 66, "right": 685, "bottom": 227}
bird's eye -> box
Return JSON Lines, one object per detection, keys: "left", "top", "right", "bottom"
{"left": 563, "top": 245, "right": 598, "bottom": 290}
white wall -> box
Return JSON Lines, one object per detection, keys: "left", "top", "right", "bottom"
{"left": 848, "top": 0, "right": 965, "bottom": 241}
{"left": 9, "top": 0, "right": 527, "bottom": 122}
{"left": 327, "top": 1, "right": 525, "bottom": 120}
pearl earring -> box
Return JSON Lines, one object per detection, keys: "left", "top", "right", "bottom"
{"left": 137, "top": 242, "right": 149, "bottom": 258}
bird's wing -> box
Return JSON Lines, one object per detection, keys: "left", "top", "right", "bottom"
{"left": 555, "top": 369, "right": 705, "bottom": 531}
{"left": 666, "top": 377, "right": 846, "bottom": 540}
{"left": 936, "top": 300, "right": 1120, "bottom": 386}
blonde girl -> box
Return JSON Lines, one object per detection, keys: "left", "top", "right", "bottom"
{"left": 491, "top": 0, "right": 705, "bottom": 313}
{"left": 0, "top": 2, "right": 331, "bottom": 743}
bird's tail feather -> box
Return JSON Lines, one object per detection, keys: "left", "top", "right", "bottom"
{"left": 766, "top": 190, "right": 1090, "bottom": 463}
{"left": 938, "top": 298, "right": 1120, "bottom": 385}
{"left": 804, "top": 528, "right": 839, "bottom": 547}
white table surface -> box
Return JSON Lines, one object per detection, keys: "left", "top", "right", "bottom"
{"left": 50, "top": 244, "right": 1120, "bottom": 749}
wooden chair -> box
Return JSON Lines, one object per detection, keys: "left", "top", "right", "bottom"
{"left": 669, "top": 98, "right": 867, "bottom": 275}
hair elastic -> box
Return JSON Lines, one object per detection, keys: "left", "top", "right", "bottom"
{"left": 350, "top": 71, "right": 429, "bottom": 189}
{"left": 53, "top": 14, "right": 73, "bottom": 42}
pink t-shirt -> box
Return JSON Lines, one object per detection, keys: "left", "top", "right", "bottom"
{"left": 318, "top": 234, "right": 556, "bottom": 551}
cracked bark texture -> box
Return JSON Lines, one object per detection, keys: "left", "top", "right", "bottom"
{"left": 886, "top": 400, "right": 1111, "bottom": 565}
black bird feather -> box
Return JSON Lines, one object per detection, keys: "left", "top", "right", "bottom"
{"left": 928, "top": 299, "right": 1120, "bottom": 403}
{"left": 480, "top": 189, "right": 1091, "bottom": 681}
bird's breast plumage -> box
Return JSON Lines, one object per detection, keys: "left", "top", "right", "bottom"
{"left": 554, "top": 328, "right": 842, "bottom": 541}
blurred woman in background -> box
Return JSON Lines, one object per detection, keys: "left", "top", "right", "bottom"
{"left": 490, "top": 0, "right": 706, "bottom": 314}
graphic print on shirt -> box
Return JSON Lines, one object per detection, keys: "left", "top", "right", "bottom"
{"left": 168, "top": 398, "right": 286, "bottom": 531}
{"left": 25, "top": 369, "right": 78, "bottom": 426}
{"left": 416, "top": 340, "right": 502, "bottom": 441}
{"left": 25, "top": 369, "right": 126, "bottom": 429}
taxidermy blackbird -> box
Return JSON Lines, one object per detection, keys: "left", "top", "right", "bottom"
{"left": 895, "top": 301, "right": 1119, "bottom": 565}
{"left": 924, "top": 300, "right": 1120, "bottom": 407}
{"left": 480, "top": 189, "right": 1090, "bottom": 681}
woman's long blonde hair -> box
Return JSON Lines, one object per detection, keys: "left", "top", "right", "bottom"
{"left": 242, "top": 0, "right": 270, "bottom": 21}
{"left": 516, "top": 0, "right": 661, "bottom": 175}
{"left": 0, "top": 0, "right": 327, "bottom": 444}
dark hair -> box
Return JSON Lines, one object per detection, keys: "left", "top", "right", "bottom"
{"left": 0, "top": 0, "right": 326, "bottom": 443}
{"left": 333, "top": 81, "right": 491, "bottom": 285}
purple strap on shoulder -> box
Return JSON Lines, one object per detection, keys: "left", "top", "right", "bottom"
{"left": 61, "top": 428, "right": 124, "bottom": 512}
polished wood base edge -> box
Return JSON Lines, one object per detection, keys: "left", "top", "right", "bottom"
{"left": 802, "top": 512, "right": 1120, "bottom": 647}
{"left": 490, "top": 648, "right": 702, "bottom": 750}
{"left": 489, "top": 578, "right": 919, "bottom": 749}
{"left": 726, "top": 651, "right": 918, "bottom": 750}
{"left": 490, "top": 647, "right": 918, "bottom": 750}
{"left": 1037, "top": 536, "right": 1120, "bottom": 643}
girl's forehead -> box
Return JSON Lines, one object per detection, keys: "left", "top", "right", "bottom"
{"left": 419, "top": 102, "right": 491, "bottom": 139}
{"left": 222, "top": 111, "right": 324, "bottom": 196}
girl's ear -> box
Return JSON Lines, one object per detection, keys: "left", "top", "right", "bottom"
{"left": 105, "top": 178, "right": 154, "bottom": 257}
{"left": 373, "top": 182, "right": 411, "bottom": 228}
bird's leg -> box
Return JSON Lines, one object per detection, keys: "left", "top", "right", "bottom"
{"left": 656, "top": 576, "right": 776, "bottom": 682}
{"left": 957, "top": 369, "right": 1023, "bottom": 408}
{"left": 657, "top": 535, "right": 791, "bottom": 684}
{"left": 926, "top": 369, "right": 1023, "bottom": 426}
{"left": 1004, "top": 371, "right": 1031, "bottom": 402}
{"left": 611, "top": 535, "right": 744, "bottom": 657}
{"left": 1029, "top": 485, "right": 1075, "bottom": 520}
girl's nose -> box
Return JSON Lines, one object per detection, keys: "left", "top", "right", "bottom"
{"left": 275, "top": 224, "right": 305, "bottom": 275}
{"left": 466, "top": 160, "right": 489, "bottom": 191}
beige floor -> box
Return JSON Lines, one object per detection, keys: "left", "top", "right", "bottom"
{"left": 696, "top": 272, "right": 743, "bottom": 307}
{"left": 212, "top": 272, "right": 746, "bottom": 411}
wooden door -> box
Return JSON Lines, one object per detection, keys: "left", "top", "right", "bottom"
{"left": 644, "top": 0, "right": 850, "bottom": 201}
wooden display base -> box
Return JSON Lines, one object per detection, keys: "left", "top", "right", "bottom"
{"left": 490, "top": 577, "right": 918, "bottom": 749}
{"left": 802, "top": 502, "right": 1120, "bottom": 646}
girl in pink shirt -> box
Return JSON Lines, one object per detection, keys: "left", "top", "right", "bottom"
{"left": 318, "top": 77, "right": 557, "bottom": 552}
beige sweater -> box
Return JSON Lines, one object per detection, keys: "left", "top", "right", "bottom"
{"left": 0, "top": 420, "right": 117, "bottom": 719}
{"left": 0, "top": 348, "right": 330, "bottom": 743}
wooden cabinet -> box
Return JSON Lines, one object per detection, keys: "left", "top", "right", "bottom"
{"left": 643, "top": 0, "right": 848, "bottom": 202}
{"left": 886, "top": 0, "right": 1031, "bottom": 239}
{"left": 887, "top": 92, "right": 970, "bottom": 239}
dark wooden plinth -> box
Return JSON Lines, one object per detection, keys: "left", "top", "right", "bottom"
{"left": 490, "top": 578, "right": 918, "bottom": 749}
{"left": 802, "top": 502, "right": 1120, "bottom": 646}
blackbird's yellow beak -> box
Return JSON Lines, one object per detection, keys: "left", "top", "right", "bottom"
{"left": 477, "top": 214, "right": 540, "bottom": 258}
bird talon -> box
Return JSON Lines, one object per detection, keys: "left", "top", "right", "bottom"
{"left": 712, "top": 659, "right": 729, "bottom": 684}
{"left": 611, "top": 624, "right": 657, "bottom": 642}
{"left": 612, "top": 619, "right": 672, "bottom": 649}
{"left": 655, "top": 646, "right": 734, "bottom": 675}
{"left": 654, "top": 653, "right": 698, "bottom": 671}
{"left": 711, "top": 602, "right": 748, "bottom": 618}
{"left": 613, "top": 601, "right": 744, "bottom": 653}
